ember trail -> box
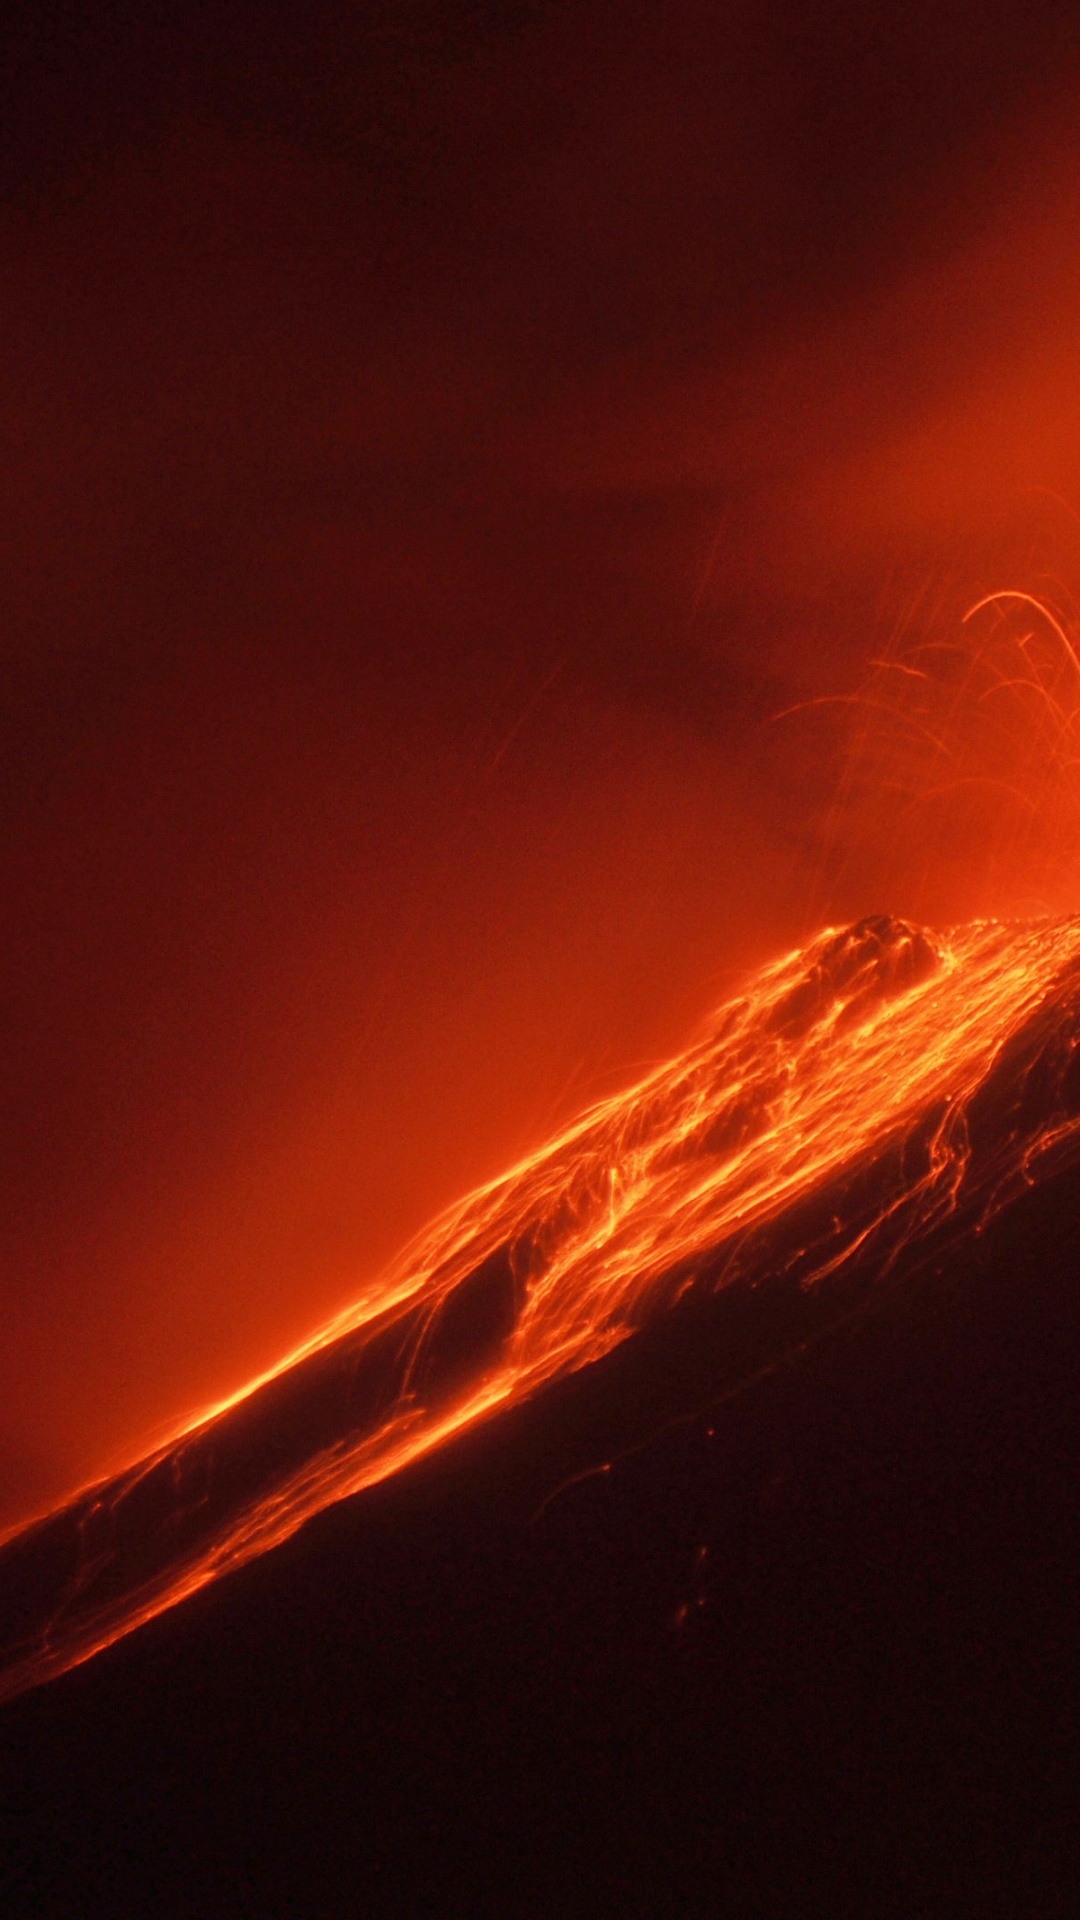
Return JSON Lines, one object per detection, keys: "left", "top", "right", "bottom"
{"left": 5, "top": 907, "right": 1080, "bottom": 1703}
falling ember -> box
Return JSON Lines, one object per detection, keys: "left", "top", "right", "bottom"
{"left": 814, "top": 588, "right": 1080, "bottom": 925}
{"left": 6, "top": 900, "right": 1080, "bottom": 1704}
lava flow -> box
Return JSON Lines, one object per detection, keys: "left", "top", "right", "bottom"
{"left": 5, "top": 904, "right": 1080, "bottom": 1704}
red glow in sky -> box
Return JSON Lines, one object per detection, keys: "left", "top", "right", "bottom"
{"left": 4, "top": 0, "right": 1080, "bottom": 1532}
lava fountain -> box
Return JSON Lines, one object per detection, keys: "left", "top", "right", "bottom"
{"left": 815, "top": 587, "right": 1080, "bottom": 925}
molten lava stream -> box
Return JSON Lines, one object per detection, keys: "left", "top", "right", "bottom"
{"left": 5, "top": 909, "right": 1080, "bottom": 1704}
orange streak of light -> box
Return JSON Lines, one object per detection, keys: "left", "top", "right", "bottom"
{"left": 5, "top": 906, "right": 1080, "bottom": 1702}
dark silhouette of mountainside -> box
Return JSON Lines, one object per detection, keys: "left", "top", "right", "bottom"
{"left": 3, "top": 913, "right": 1080, "bottom": 1915}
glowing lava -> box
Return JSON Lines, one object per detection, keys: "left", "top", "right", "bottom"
{"left": 5, "top": 905, "right": 1080, "bottom": 1704}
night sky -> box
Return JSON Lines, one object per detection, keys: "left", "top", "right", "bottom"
{"left": 4, "top": 0, "right": 1080, "bottom": 1539}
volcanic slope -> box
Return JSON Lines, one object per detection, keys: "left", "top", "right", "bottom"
{"left": 4, "top": 910, "right": 1080, "bottom": 1706}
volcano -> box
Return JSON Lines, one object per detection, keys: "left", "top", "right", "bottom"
{"left": 3, "top": 911, "right": 1080, "bottom": 1914}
